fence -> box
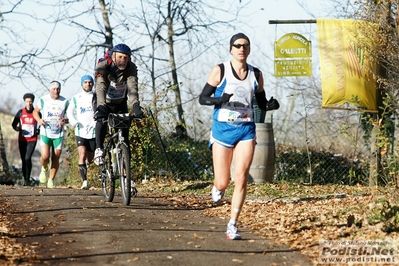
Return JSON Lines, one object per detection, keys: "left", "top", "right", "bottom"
{"left": 136, "top": 109, "right": 392, "bottom": 186}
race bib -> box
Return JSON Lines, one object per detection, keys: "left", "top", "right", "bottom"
{"left": 47, "top": 117, "right": 61, "bottom": 134}
{"left": 217, "top": 104, "right": 253, "bottom": 123}
{"left": 21, "top": 124, "right": 35, "bottom": 137}
{"left": 106, "top": 82, "right": 127, "bottom": 100}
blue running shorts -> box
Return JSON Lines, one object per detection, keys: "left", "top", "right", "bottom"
{"left": 209, "top": 121, "right": 255, "bottom": 148}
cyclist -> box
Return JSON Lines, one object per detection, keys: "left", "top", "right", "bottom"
{"left": 33, "top": 81, "right": 69, "bottom": 188}
{"left": 66, "top": 75, "right": 96, "bottom": 189}
{"left": 93, "top": 43, "right": 143, "bottom": 165}
{"left": 11, "top": 93, "right": 40, "bottom": 186}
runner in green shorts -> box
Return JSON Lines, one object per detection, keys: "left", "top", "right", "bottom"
{"left": 33, "top": 81, "right": 69, "bottom": 188}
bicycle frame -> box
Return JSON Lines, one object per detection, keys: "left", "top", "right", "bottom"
{"left": 105, "top": 129, "right": 125, "bottom": 175}
{"left": 100, "top": 113, "right": 135, "bottom": 206}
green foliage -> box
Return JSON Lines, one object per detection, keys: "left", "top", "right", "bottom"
{"left": 63, "top": 127, "right": 100, "bottom": 187}
{"left": 360, "top": 93, "right": 398, "bottom": 186}
{"left": 162, "top": 134, "right": 213, "bottom": 180}
{"left": 368, "top": 198, "right": 399, "bottom": 233}
{"left": 61, "top": 128, "right": 77, "bottom": 185}
{"left": 360, "top": 112, "right": 373, "bottom": 149}
{"left": 129, "top": 118, "right": 156, "bottom": 180}
{"left": 132, "top": 119, "right": 214, "bottom": 181}
{"left": 275, "top": 145, "right": 368, "bottom": 185}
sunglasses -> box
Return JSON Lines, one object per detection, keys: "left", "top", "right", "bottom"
{"left": 232, "top": 43, "right": 250, "bottom": 49}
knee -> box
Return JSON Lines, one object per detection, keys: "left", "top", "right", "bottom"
{"left": 215, "top": 179, "right": 230, "bottom": 190}
{"left": 53, "top": 151, "right": 62, "bottom": 159}
{"left": 40, "top": 154, "right": 50, "bottom": 161}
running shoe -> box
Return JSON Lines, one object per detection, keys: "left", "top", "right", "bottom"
{"left": 211, "top": 185, "right": 224, "bottom": 204}
{"left": 94, "top": 148, "right": 104, "bottom": 166}
{"left": 226, "top": 222, "right": 241, "bottom": 240}
{"left": 39, "top": 167, "right": 48, "bottom": 184}
{"left": 47, "top": 178, "right": 55, "bottom": 189}
{"left": 81, "top": 180, "right": 88, "bottom": 189}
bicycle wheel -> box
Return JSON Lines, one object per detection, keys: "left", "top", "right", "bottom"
{"left": 101, "top": 149, "right": 115, "bottom": 202}
{"left": 118, "top": 143, "right": 131, "bottom": 206}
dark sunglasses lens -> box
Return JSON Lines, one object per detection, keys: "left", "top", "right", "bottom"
{"left": 233, "top": 44, "right": 249, "bottom": 49}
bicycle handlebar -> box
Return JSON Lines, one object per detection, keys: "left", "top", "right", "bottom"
{"left": 103, "top": 113, "right": 142, "bottom": 129}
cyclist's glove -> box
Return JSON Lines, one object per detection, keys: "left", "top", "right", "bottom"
{"left": 133, "top": 103, "right": 143, "bottom": 118}
{"left": 94, "top": 105, "right": 108, "bottom": 121}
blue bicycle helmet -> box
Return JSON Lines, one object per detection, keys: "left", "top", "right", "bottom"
{"left": 112, "top": 44, "right": 132, "bottom": 56}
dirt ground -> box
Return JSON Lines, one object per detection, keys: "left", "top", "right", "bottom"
{"left": 0, "top": 185, "right": 313, "bottom": 266}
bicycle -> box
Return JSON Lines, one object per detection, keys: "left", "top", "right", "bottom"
{"left": 98, "top": 113, "right": 139, "bottom": 206}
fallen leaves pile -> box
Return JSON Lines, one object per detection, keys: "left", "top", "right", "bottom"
{"left": 0, "top": 181, "right": 399, "bottom": 265}
{"left": 151, "top": 181, "right": 399, "bottom": 265}
{"left": 203, "top": 194, "right": 398, "bottom": 263}
{"left": 0, "top": 196, "right": 39, "bottom": 265}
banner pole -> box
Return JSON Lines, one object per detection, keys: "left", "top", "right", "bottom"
{"left": 269, "top": 19, "right": 316, "bottom": 24}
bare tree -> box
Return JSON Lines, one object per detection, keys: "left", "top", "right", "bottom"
{"left": 2, "top": 0, "right": 247, "bottom": 130}
{"left": 132, "top": 0, "right": 246, "bottom": 126}
{"left": 1, "top": 1, "right": 143, "bottom": 101}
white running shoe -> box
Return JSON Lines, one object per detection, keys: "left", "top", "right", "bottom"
{"left": 47, "top": 178, "right": 55, "bottom": 189}
{"left": 81, "top": 180, "right": 88, "bottom": 189}
{"left": 211, "top": 186, "right": 224, "bottom": 204}
{"left": 39, "top": 167, "right": 48, "bottom": 184}
{"left": 226, "top": 222, "right": 241, "bottom": 240}
{"left": 94, "top": 148, "right": 104, "bottom": 166}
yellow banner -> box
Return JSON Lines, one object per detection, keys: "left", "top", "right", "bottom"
{"left": 317, "top": 19, "right": 377, "bottom": 110}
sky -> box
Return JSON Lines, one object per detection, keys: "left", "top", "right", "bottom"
{"left": 0, "top": 0, "right": 332, "bottom": 114}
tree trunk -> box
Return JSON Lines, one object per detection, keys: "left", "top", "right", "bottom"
{"left": 167, "top": 0, "right": 185, "bottom": 125}
{"left": 0, "top": 124, "right": 9, "bottom": 174}
{"left": 98, "top": 0, "right": 113, "bottom": 49}
{"left": 368, "top": 124, "right": 378, "bottom": 186}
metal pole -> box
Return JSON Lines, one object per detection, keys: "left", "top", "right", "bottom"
{"left": 269, "top": 19, "right": 317, "bottom": 24}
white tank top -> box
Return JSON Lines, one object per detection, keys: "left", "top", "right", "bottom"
{"left": 214, "top": 62, "right": 258, "bottom": 123}
{"left": 37, "top": 95, "right": 69, "bottom": 138}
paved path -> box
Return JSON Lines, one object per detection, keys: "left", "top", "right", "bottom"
{"left": 2, "top": 186, "right": 313, "bottom": 265}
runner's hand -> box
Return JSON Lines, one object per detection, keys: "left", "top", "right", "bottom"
{"left": 219, "top": 93, "right": 233, "bottom": 104}
{"left": 266, "top": 97, "right": 280, "bottom": 111}
{"left": 60, "top": 118, "right": 69, "bottom": 125}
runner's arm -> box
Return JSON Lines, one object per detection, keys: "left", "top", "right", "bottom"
{"left": 199, "top": 65, "right": 232, "bottom": 106}
{"left": 11, "top": 110, "right": 22, "bottom": 131}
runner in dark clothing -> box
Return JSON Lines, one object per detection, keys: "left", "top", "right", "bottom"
{"left": 11, "top": 93, "right": 40, "bottom": 185}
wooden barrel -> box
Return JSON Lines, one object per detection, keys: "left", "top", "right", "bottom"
{"left": 231, "top": 123, "right": 275, "bottom": 183}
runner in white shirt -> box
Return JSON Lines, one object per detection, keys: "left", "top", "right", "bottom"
{"left": 67, "top": 75, "right": 96, "bottom": 189}
{"left": 33, "top": 81, "right": 69, "bottom": 188}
